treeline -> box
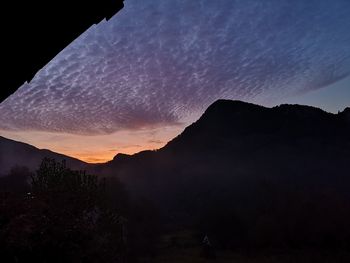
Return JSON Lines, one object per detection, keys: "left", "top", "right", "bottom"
{"left": 0, "top": 158, "right": 161, "bottom": 263}
{"left": 2, "top": 158, "right": 350, "bottom": 262}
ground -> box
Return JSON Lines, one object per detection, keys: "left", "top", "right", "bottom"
{"left": 139, "top": 230, "right": 350, "bottom": 263}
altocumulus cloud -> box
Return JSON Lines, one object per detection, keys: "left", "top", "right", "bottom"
{"left": 1, "top": 0, "right": 350, "bottom": 134}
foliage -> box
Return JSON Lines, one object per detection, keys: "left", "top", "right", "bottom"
{"left": 0, "top": 158, "right": 127, "bottom": 263}
{"left": 0, "top": 166, "right": 31, "bottom": 194}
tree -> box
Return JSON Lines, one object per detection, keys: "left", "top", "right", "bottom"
{"left": 1, "top": 158, "right": 127, "bottom": 263}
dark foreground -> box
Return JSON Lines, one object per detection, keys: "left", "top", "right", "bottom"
{"left": 146, "top": 249, "right": 350, "bottom": 263}
{"left": 137, "top": 230, "right": 350, "bottom": 263}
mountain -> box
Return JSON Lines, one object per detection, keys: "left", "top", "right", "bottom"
{"left": 97, "top": 100, "right": 350, "bottom": 231}
{"left": 1, "top": 100, "right": 350, "bottom": 248}
{"left": 0, "top": 136, "right": 89, "bottom": 176}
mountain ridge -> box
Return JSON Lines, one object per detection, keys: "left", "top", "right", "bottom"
{"left": 1, "top": 99, "right": 350, "bottom": 251}
{"left": 96, "top": 100, "right": 350, "bottom": 214}
{"left": 0, "top": 135, "right": 90, "bottom": 176}
{"left": 1, "top": 100, "right": 349, "bottom": 178}
{"left": 111, "top": 100, "right": 347, "bottom": 161}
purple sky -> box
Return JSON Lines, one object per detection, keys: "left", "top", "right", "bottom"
{"left": 0, "top": 0, "right": 349, "bottom": 162}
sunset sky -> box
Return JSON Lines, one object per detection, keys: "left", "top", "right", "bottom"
{"left": 1, "top": 0, "right": 350, "bottom": 163}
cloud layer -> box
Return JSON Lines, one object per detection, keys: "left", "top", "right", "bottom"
{"left": 1, "top": 0, "right": 350, "bottom": 134}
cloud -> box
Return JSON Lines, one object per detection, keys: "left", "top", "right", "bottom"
{"left": 0, "top": 0, "right": 349, "bottom": 134}
{"left": 148, "top": 140, "right": 164, "bottom": 144}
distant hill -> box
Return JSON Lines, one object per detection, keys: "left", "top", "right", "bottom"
{"left": 0, "top": 136, "right": 90, "bottom": 176}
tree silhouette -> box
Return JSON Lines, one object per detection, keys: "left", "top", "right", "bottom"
{"left": 1, "top": 158, "right": 127, "bottom": 263}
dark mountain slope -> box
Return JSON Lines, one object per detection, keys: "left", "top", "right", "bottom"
{"left": 98, "top": 100, "right": 350, "bottom": 224}
{"left": 0, "top": 136, "right": 90, "bottom": 176}
{"left": 1, "top": 100, "right": 350, "bottom": 248}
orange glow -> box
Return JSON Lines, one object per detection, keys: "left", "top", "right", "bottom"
{"left": 0, "top": 126, "right": 183, "bottom": 163}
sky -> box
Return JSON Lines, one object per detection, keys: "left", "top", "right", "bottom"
{"left": 0, "top": 0, "right": 349, "bottom": 163}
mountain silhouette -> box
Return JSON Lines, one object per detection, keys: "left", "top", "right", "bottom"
{"left": 97, "top": 100, "right": 350, "bottom": 225}
{"left": 0, "top": 136, "right": 89, "bottom": 176}
{"left": 2, "top": 100, "right": 350, "bottom": 248}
